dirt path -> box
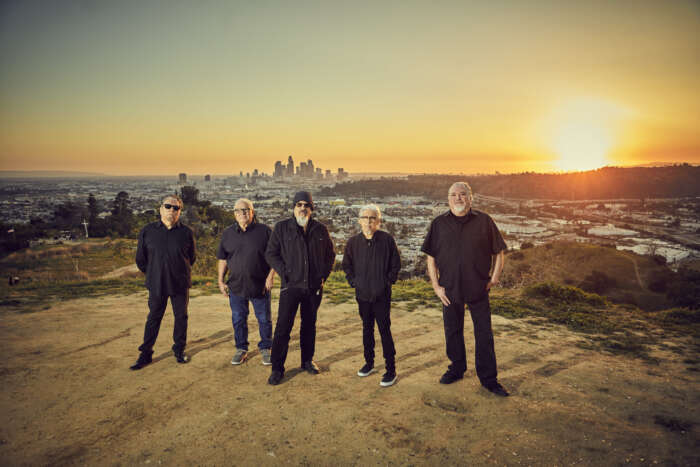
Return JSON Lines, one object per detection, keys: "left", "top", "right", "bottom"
{"left": 0, "top": 292, "right": 698, "bottom": 465}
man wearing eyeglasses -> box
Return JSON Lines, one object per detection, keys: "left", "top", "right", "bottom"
{"left": 131, "top": 195, "right": 196, "bottom": 370}
{"left": 265, "top": 191, "right": 335, "bottom": 385}
{"left": 342, "top": 204, "right": 401, "bottom": 387}
{"left": 216, "top": 198, "right": 275, "bottom": 366}
{"left": 421, "top": 182, "right": 509, "bottom": 397}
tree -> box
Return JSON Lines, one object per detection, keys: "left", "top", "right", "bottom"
{"left": 108, "top": 191, "right": 134, "bottom": 237}
{"left": 87, "top": 193, "right": 98, "bottom": 224}
{"left": 180, "top": 186, "right": 200, "bottom": 207}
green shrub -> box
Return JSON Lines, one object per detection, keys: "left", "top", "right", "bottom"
{"left": 525, "top": 282, "right": 606, "bottom": 306}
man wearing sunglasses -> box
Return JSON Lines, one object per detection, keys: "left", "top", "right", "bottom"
{"left": 342, "top": 204, "right": 401, "bottom": 387}
{"left": 217, "top": 198, "right": 275, "bottom": 366}
{"left": 265, "top": 191, "right": 335, "bottom": 385}
{"left": 131, "top": 195, "right": 196, "bottom": 370}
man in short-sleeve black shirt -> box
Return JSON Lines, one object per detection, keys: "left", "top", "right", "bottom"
{"left": 421, "top": 182, "right": 509, "bottom": 396}
{"left": 217, "top": 198, "right": 275, "bottom": 366}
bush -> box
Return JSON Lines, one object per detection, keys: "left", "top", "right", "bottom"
{"left": 666, "top": 267, "right": 700, "bottom": 309}
{"left": 656, "top": 308, "right": 700, "bottom": 325}
{"left": 525, "top": 282, "right": 606, "bottom": 306}
{"left": 579, "top": 270, "right": 617, "bottom": 294}
{"left": 521, "top": 241, "right": 534, "bottom": 249}
{"left": 509, "top": 251, "right": 525, "bottom": 260}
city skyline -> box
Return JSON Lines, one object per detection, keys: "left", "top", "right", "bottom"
{"left": 1, "top": 1, "right": 699, "bottom": 176}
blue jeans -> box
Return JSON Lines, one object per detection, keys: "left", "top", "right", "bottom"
{"left": 229, "top": 292, "right": 272, "bottom": 351}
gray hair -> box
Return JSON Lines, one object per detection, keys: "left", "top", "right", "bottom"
{"left": 448, "top": 182, "right": 473, "bottom": 202}
{"left": 235, "top": 198, "right": 255, "bottom": 213}
{"left": 359, "top": 204, "right": 381, "bottom": 220}
{"left": 162, "top": 194, "right": 183, "bottom": 207}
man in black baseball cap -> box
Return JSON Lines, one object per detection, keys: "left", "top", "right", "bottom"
{"left": 265, "top": 191, "right": 335, "bottom": 385}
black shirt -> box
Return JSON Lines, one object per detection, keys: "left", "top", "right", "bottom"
{"left": 421, "top": 209, "right": 506, "bottom": 303}
{"left": 216, "top": 221, "right": 272, "bottom": 298}
{"left": 135, "top": 221, "right": 196, "bottom": 297}
{"left": 342, "top": 230, "right": 401, "bottom": 302}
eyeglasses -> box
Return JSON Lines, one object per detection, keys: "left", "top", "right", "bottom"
{"left": 359, "top": 216, "right": 378, "bottom": 222}
{"left": 163, "top": 204, "right": 181, "bottom": 211}
{"left": 295, "top": 202, "right": 311, "bottom": 208}
{"left": 234, "top": 208, "right": 251, "bottom": 214}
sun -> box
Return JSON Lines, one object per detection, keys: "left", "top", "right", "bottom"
{"left": 548, "top": 98, "right": 624, "bottom": 172}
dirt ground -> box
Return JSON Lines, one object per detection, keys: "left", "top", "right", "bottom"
{"left": 0, "top": 290, "right": 698, "bottom": 466}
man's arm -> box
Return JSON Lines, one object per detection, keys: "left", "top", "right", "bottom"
{"left": 341, "top": 241, "right": 355, "bottom": 288}
{"left": 264, "top": 268, "right": 276, "bottom": 293}
{"left": 388, "top": 236, "right": 401, "bottom": 284}
{"left": 188, "top": 231, "right": 197, "bottom": 266}
{"left": 265, "top": 227, "right": 286, "bottom": 282}
{"left": 135, "top": 227, "right": 148, "bottom": 273}
{"left": 426, "top": 254, "right": 450, "bottom": 306}
{"left": 217, "top": 259, "right": 228, "bottom": 296}
{"left": 486, "top": 250, "right": 505, "bottom": 290}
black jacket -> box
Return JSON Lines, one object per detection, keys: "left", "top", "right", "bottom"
{"left": 342, "top": 230, "right": 401, "bottom": 302}
{"left": 265, "top": 217, "right": 335, "bottom": 291}
{"left": 135, "top": 221, "right": 196, "bottom": 296}
{"left": 216, "top": 221, "right": 272, "bottom": 298}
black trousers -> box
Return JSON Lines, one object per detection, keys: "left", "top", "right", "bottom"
{"left": 138, "top": 291, "right": 189, "bottom": 356}
{"left": 442, "top": 294, "right": 498, "bottom": 385}
{"left": 271, "top": 287, "right": 323, "bottom": 373}
{"left": 358, "top": 297, "right": 395, "bottom": 371}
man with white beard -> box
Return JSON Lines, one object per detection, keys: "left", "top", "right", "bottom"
{"left": 265, "top": 191, "right": 335, "bottom": 385}
{"left": 421, "top": 182, "right": 509, "bottom": 396}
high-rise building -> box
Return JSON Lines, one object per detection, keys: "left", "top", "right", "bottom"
{"left": 178, "top": 173, "right": 187, "bottom": 184}
{"left": 274, "top": 161, "right": 284, "bottom": 177}
{"left": 204, "top": 174, "right": 211, "bottom": 182}
{"left": 287, "top": 156, "right": 294, "bottom": 177}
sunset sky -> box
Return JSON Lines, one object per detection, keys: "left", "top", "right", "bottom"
{"left": 1, "top": 0, "right": 698, "bottom": 175}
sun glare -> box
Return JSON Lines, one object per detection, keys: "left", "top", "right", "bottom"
{"left": 548, "top": 98, "right": 625, "bottom": 172}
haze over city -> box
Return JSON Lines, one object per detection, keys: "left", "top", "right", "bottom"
{"left": 1, "top": 0, "right": 699, "bottom": 176}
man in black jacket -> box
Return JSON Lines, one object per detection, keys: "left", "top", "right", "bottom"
{"left": 265, "top": 191, "right": 335, "bottom": 385}
{"left": 131, "top": 195, "right": 196, "bottom": 370}
{"left": 342, "top": 204, "right": 401, "bottom": 387}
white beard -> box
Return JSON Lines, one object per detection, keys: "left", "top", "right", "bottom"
{"left": 452, "top": 204, "right": 467, "bottom": 214}
{"left": 295, "top": 215, "right": 309, "bottom": 227}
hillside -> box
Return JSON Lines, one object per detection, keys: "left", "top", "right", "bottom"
{"left": 1, "top": 239, "right": 699, "bottom": 464}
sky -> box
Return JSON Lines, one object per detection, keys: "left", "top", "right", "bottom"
{"left": 1, "top": 0, "right": 698, "bottom": 176}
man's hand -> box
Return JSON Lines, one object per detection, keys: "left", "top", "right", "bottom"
{"left": 486, "top": 276, "right": 500, "bottom": 291}
{"left": 264, "top": 275, "right": 274, "bottom": 293}
{"left": 218, "top": 281, "right": 228, "bottom": 296}
{"left": 433, "top": 285, "right": 451, "bottom": 307}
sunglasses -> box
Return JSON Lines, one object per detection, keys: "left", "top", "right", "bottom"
{"left": 163, "top": 203, "right": 181, "bottom": 211}
{"left": 295, "top": 202, "right": 311, "bottom": 208}
{"left": 359, "top": 216, "right": 378, "bottom": 221}
{"left": 234, "top": 208, "right": 251, "bottom": 214}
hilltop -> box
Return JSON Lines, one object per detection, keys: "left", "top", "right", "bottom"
{"left": 0, "top": 240, "right": 699, "bottom": 464}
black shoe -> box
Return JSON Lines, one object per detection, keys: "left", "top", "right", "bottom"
{"left": 439, "top": 371, "right": 463, "bottom": 384}
{"left": 268, "top": 370, "right": 284, "bottom": 385}
{"left": 301, "top": 361, "right": 320, "bottom": 374}
{"left": 484, "top": 382, "right": 509, "bottom": 397}
{"left": 357, "top": 362, "right": 375, "bottom": 377}
{"left": 129, "top": 356, "right": 152, "bottom": 371}
{"left": 380, "top": 370, "right": 397, "bottom": 387}
{"left": 174, "top": 352, "right": 190, "bottom": 364}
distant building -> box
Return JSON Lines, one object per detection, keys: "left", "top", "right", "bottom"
{"left": 274, "top": 161, "right": 284, "bottom": 177}
{"left": 204, "top": 174, "right": 211, "bottom": 182}
{"left": 337, "top": 168, "right": 349, "bottom": 181}
{"left": 286, "top": 156, "right": 294, "bottom": 177}
{"left": 178, "top": 173, "right": 187, "bottom": 184}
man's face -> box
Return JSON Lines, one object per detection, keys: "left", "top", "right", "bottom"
{"left": 448, "top": 185, "right": 471, "bottom": 216}
{"left": 160, "top": 197, "right": 182, "bottom": 224}
{"left": 358, "top": 209, "right": 380, "bottom": 236}
{"left": 293, "top": 200, "right": 312, "bottom": 226}
{"left": 234, "top": 201, "right": 253, "bottom": 229}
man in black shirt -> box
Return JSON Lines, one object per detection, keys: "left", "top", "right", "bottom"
{"left": 265, "top": 191, "right": 335, "bottom": 385}
{"left": 342, "top": 204, "right": 401, "bottom": 387}
{"left": 421, "top": 182, "right": 509, "bottom": 396}
{"left": 131, "top": 195, "right": 196, "bottom": 370}
{"left": 217, "top": 198, "right": 275, "bottom": 366}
